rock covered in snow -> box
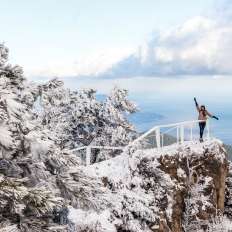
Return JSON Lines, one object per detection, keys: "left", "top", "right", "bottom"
{"left": 68, "top": 139, "right": 228, "bottom": 232}
{"left": 225, "top": 161, "right": 232, "bottom": 219}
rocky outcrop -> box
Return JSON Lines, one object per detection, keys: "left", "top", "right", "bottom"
{"left": 68, "top": 139, "right": 229, "bottom": 232}
{"left": 157, "top": 140, "right": 228, "bottom": 231}
{"left": 225, "top": 161, "right": 232, "bottom": 219}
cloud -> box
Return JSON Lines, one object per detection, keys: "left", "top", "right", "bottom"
{"left": 96, "top": 13, "right": 232, "bottom": 78}
{"left": 25, "top": 47, "right": 133, "bottom": 79}
{"left": 25, "top": 1, "right": 232, "bottom": 79}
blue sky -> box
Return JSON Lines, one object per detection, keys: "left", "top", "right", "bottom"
{"left": 1, "top": 0, "right": 216, "bottom": 77}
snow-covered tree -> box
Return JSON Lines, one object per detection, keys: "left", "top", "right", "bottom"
{"left": 38, "top": 82, "right": 138, "bottom": 161}
{"left": 95, "top": 86, "right": 137, "bottom": 146}
{"left": 93, "top": 87, "right": 138, "bottom": 162}
{"left": 38, "top": 79, "right": 104, "bottom": 149}
{"left": 0, "top": 43, "right": 139, "bottom": 231}
{"left": 0, "top": 44, "right": 82, "bottom": 231}
{"left": 38, "top": 78, "right": 75, "bottom": 148}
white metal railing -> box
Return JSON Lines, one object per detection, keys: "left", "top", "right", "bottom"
{"left": 71, "top": 145, "right": 124, "bottom": 166}
{"left": 130, "top": 119, "right": 210, "bottom": 148}
{"left": 71, "top": 120, "right": 211, "bottom": 166}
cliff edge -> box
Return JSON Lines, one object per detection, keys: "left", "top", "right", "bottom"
{"left": 68, "top": 139, "right": 229, "bottom": 232}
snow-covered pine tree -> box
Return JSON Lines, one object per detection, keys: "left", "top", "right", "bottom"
{"left": 38, "top": 80, "right": 104, "bottom": 149}
{"left": 93, "top": 87, "right": 138, "bottom": 162}
{"left": 0, "top": 44, "right": 82, "bottom": 231}
{"left": 38, "top": 82, "right": 138, "bottom": 163}
{"left": 38, "top": 78, "right": 75, "bottom": 148}
{"left": 95, "top": 86, "right": 137, "bottom": 146}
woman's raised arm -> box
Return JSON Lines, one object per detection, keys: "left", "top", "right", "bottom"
{"left": 194, "top": 97, "right": 200, "bottom": 112}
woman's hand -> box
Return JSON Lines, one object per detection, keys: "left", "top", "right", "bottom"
{"left": 212, "top": 116, "right": 219, "bottom": 120}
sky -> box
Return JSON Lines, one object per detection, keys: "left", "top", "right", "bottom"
{"left": 1, "top": 0, "right": 232, "bottom": 143}
{"left": 1, "top": 0, "right": 232, "bottom": 97}
{"left": 1, "top": 0, "right": 217, "bottom": 78}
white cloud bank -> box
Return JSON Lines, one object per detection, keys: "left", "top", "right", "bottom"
{"left": 26, "top": 0, "right": 232, "bottom": 79}
{"left": 25, "top": 47, "right": 134, "bottom": 78}
{"left": 98, "top": 14, "right": 232, "bottom": 78}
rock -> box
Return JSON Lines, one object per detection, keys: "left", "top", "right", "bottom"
{"left": 156, "top": 141, "right": 228, "bottom": 231}
{"left": 225, "top": 161, "right": 232, "bottom": 219}
{"left": 69, "top": 140, "right": 229, "bottom": 232}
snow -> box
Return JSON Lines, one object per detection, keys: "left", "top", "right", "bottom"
{"left": 67, "top": 144, "right": 175, "bottom": 230}
{"left": 25, "top": 131, "right": 54, "bottom": 159}
{"left": 0, "top": 125, "right": 13, "bottom": 148}
{"left": 68, "top": 138, "right": 227, "bottom": 231}
{"left": 68, "top": 208, "right": 116, "bottom": 232}
{"left": 6, "top": 98, "right": 25, "bottom": 119}
{"left": 0, "top": 224, "right": 19, "bottom": 232}
{"left": 177, "top": 167, "right": 186, "bottom": 178}
{"left": 207, "top": 215, "right": 232, "bottom": 232}
{"left": 82, "top": 152, "right": 131, "bottom": 184}
{"left": 0, "top": 43, "right": 229, "bottom": 231}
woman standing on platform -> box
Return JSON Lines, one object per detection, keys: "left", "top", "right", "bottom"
{"left": 194, "top": 97, "right": 219, "bottom": 142}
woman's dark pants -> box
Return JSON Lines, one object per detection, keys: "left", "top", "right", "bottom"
{"left": 199, "top": 122, "right": 206, "bottom": 139}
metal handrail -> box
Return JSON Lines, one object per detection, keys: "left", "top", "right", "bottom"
{"left": 130, "top": 120, "right": 207, "bottom": 146}
{"left": 70, "top": 119, "right": 211, "bottom": 166}
{"left": 71, "top": 145, "right": 124, "bottom": 166}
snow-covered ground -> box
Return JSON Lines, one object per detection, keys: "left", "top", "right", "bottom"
{"left": 68, "top": 139, "right": 229, "bottom": 232}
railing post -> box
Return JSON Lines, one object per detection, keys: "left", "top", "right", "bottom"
{"left": 86, "top": 146, "right": 91, "bottom": 166}
{"left": 206, "top": 120, "right": 210, "bottom": 140}
{"left": 190, "top": 125, "right": 193, "bottom": 141}
{"left": 161, "top": 134, "right": 164, "bottom": 148}
{"left": 156, "top": 127, "right": 160, "bottom": 149}
{"left": 180, "top": 125, "right": 184, "bottom": 144}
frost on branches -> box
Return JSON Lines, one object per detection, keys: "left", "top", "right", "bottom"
{"left": 0, "top": 44, "right": 81, "bottom": 231}
{"left": 38, "top": 80, "right": 138, "bottom": 162}
{"left": 0, "top": 44, "right": 138, "bottom": 231}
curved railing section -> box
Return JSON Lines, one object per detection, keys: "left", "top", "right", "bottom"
{"left": 130, "top": 119, "right": 210, "bottom": 148}
{"left": 71, "top": 145, "right": 124, "bottom": 166}
{"left": 71, "top": 120, "right": 211, "bottom": 165}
